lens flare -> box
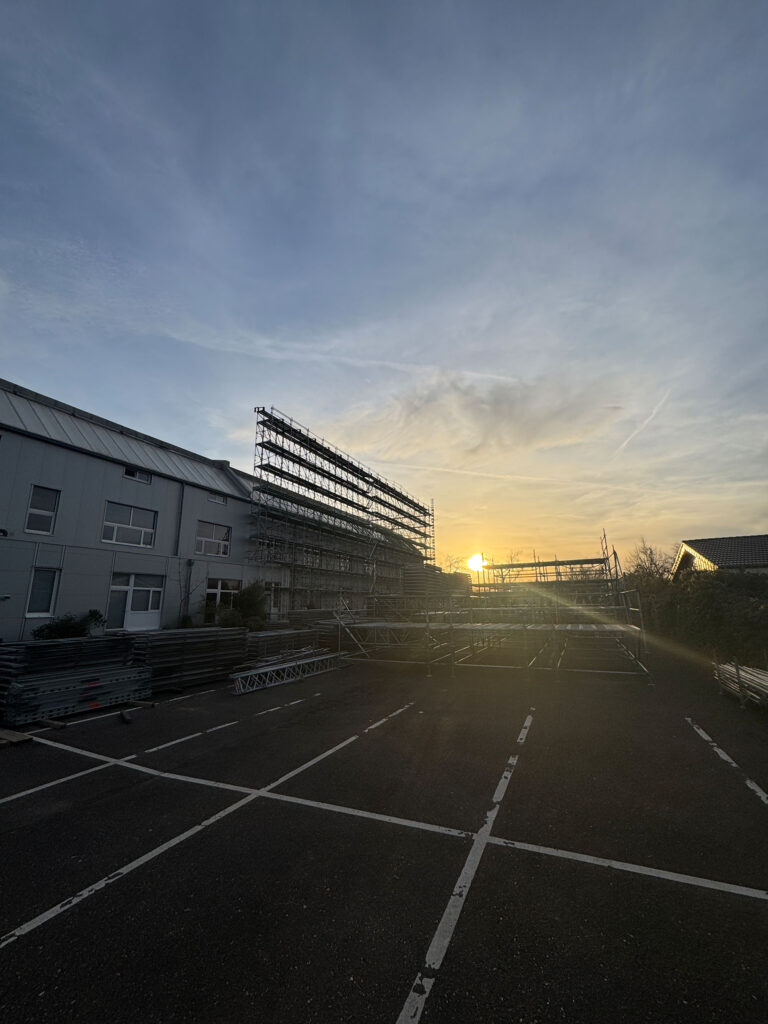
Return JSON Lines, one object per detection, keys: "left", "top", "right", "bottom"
{"left": 468, "top": 553, "right": 486, "bottom": 572}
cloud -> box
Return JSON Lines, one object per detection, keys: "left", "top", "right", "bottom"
{"left": 330, "top": 371, "right": 625, "bottom": 466}
{"left": 614, "top": 389, "right": 671, "bottom": 453}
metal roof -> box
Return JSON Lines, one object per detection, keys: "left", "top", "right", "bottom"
{"left": 0, "top": 378, "right": 251, "bottom": 499}
{"left": 676, "top": 535, "right": 768, "bottom": 571}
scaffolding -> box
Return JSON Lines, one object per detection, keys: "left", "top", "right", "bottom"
{"left": 250, "top": 407, "right": 434, "bottom": 614}
{"left": 328, "top": 533, "right": 648, "bottom": 678}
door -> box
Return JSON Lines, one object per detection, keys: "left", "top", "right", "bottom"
{"left": 107, "top": 573, "right": 164, "bottom": 631}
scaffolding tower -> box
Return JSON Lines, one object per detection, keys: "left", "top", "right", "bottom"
{"left": 250, "top": 407, "right": 434, "bottom": 614}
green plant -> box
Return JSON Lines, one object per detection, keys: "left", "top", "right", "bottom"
{"left": 32, "top": 609, "right": 106, "bottom": 640}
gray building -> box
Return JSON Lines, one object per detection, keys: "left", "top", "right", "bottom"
{"left": 0, "top": 378, "right": 288, "bottom": 641}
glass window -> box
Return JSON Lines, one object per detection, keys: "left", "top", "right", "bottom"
{"left": 195, "top": 521, "right": 231, "bottom": 557}
{"left": 134, "top": 574, "right": 164, "bottom": 588}
{"left": 105, "top": 501, "right": 132, "bottom": 525}
{"left": 208, "top": 493, "right": 227, "bottom": 504}
{"left": 25, "top": 486, "right": 60, "bottom": 534}
{"left": 124, "top": 468, "right": 152, "bottom": 483}
{"left": 26, "top": 568, "right": 58, "bottom": 615}
{"left": 102, "top": 503, "right": 156, "bottom": 547}
{"left": 106, "top": 589, "right": 127, "bottom": 629}
{"left": 130, "top": 589, "right": 151, "bottom": 611}
{"left": 131, "top": 507, "right": 155, "bottom": 529}
{"left": 204, "top": 577, "right": 241, "bottom": 621}
{"left": 111, "top": 572, "right": 131, "bottom": 587}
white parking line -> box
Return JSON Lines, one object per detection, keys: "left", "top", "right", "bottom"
{"left": 517, "top": 709, "right": 535, "bottom": 744}
{"left": 261, "top": 736, "right": 359, "bottom": 792}
{"left": 396, "top": 712, "right": 532, "bottom": 1023}
{"left": 0, "top": 763, "right": 111, "bottom": 805}
{"left": 364, "top": 702, "right": 415, "bottom": 733}
{"left": 1, "top": 709, "right": 403, "bottom": 949}
{"left": 0, "top": 793, "right": 259, "bottom": 950}
{"left": 487, "top": 836, "right": 768, "bottom": 902}
{"left": 165, "top": 689, "right": 216, "bottom": 703}
{"left": 260, "top": 790, "right": 469, "bottom": 839}
{"left": 145, "top": 732, "right": 203, "bottom": 753}
{"left": 685, "top": 717, "right": 768, "bottom": 806}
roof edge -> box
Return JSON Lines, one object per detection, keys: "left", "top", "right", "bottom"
{"left": 0, "top": 376, "right": 233, "bottom": 472}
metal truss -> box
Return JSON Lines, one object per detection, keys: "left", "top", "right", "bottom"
{"left": 230, "top": 650, "right": 347, "bottom": 694}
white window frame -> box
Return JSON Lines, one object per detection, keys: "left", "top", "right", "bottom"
{"left": 25, "top": 567, "right": 60, "bottom": 617}
{"left": 102, "top": 502, "right": 157, "bottom": 548}
{"left": 25, "top": 485, "right": 61, "bottom": 535}
{"left": 195, "top": 521, "right": 231, "bottom": 557}
{"left": 124, "top": 467, "right": 152, "bottom": 484}
{"left": 106, "top": 573, "right": 165, "bottom": 628}
{"left": 208, "top": 492, "right": 227, "bottom": 504}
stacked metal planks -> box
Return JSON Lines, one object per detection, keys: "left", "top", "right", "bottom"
{"left": 0, "top": 636, "right": 151, "bottom": 726}
{"left": 132, "top": 628, "right": 249, "bottom": 692}
{"left": 715, "top": 662, "right": 768, "bottom": 708}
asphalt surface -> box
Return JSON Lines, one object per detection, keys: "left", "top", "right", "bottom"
{"left": 1, "top": 646, "right": 767, "bottom": 1023}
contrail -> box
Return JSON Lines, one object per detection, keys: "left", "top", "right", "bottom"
{"left": 615, "top": 389, "right": 671, "bottom": 453}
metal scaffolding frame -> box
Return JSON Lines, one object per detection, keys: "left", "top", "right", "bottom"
{"left": 327, "top": 533, "right": 648, "bottom": 678}
{"left": 250, "top": 407, "right": 434, "bottom": 613}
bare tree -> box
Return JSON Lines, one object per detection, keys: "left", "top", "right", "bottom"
{"left": 624, "top": 538, "right": 673, "bottom": 582}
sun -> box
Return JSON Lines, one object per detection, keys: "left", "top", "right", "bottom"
{"left": 467, "top": 553, "right": 487, "bottom": 572}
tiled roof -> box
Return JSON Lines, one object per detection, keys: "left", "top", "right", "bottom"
{"left": 0, "top": 378, "right": 251, "bottom": 499}
{"left": 680, "top": 535, "right": 768, "bottom": 569}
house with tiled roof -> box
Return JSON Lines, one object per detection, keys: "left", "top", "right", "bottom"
{"left": 671, "top": 535, "right": 768, "bottom": 579}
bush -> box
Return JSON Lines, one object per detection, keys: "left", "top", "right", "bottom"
{"left": 211, "top": 583, "right": 268, "bottom": 631}
{"left": 628, "top": 569, "right": 768, "bottom": 666}
{"left": 32, "top": 609, "right": 106, "bottom": 640}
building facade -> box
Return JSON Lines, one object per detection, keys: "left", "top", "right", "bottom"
{"left": 0, "top": 379, "right": 290, "bottom": 641}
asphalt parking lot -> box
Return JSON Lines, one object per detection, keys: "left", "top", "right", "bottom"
{"left": 2, "top": 646, "right": 767, "bottom": 1023}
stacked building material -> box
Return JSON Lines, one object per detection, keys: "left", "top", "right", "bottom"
{"left": 715, "top": 662, "right": 768, "bottom": 708}
{"left": 245, "top": 628, "right": 320, "bottom": 662}
{"left": 0, "top": 636, "right": 150, "bottom": 726}
{"left": 132, "top": 627, "right": 248, "bottom": 692}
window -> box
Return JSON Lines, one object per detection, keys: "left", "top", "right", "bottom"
{"left": 26, "top": 568, "right": 59, "bottom": 616}
{"left": 195, "top": 521, "right": 231, "bottom": 557}
{"left": 102, "top": 502, "right": 157, "bottom": 547}
{"left": 106, "top": 573, "right": 164, "bottom": 629}
{"left": 124, "top": 467, "right": 152, "bottom": 483}
{"left": 25, "top": 486, "right": 60, "bottom": 534}
{"left": 204, "top": 578, "right": 241, "bottom": 622}
{"left": 208, "top": 492, "right": 227, "bottom": 504}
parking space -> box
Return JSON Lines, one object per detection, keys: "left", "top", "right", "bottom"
{"left": 2, "top": 652, "right": 767, "bottom": 1022}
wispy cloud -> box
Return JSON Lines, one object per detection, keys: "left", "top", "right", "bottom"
{"left": 614, "top": 389, "right": 671, "bottom": 453}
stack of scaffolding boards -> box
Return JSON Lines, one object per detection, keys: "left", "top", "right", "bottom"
{"left": 132, "top": 627, "right": 248, "bottom": 692}
{"left": 0, "top": 636, "right": 150, "bottom": 726}
{"left": 715, "top": 662, "right": 768, "bottom": 708}
{"left": 245, "top": 628, "right": 320, "bottom": 662}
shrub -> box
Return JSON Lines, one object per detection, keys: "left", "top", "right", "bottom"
{"left": 32, "top": 609, "right": 106, "bottom": 640}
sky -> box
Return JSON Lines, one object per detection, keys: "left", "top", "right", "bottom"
{"left": 1, "top": 0, "right": 766, "bottom": 569}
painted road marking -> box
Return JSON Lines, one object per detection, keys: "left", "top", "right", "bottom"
{"left": 1, "top": 707, "right": 416, "bottom": 949}
{"left": 261, "top": 736, "right": 359, "bottom": 792}
{"left": 364, "top": 702, "right": 415, "bottom": 732}
{"left": 260, "top": 790, "right": 469, "bottom": 839}
{"left": 517, "top": 709, "right": 535, "bottom": 744}
{"left": 396, "top": 711, "right": 534, "bottom": 1023}
{"left": 686, "top": 717, "right": 768, "bottom": 806}
{"left": 0, "top": 762, "right": 111, "bottom": 804}
{"left": 0, "top": 794, "right": 259, "bottom": 950}
{"left": 487, "top": 836, "right": 768, "bottom": 901}
{"left": 165, "top": 689, "right": 217, "bottom": 703}
{"left": 145, "top": 731, "right": 204, "bottom": 752}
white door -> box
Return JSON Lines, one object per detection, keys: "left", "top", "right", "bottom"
{"left": 107, "top": 573, "right": 164, "bottom": 631}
